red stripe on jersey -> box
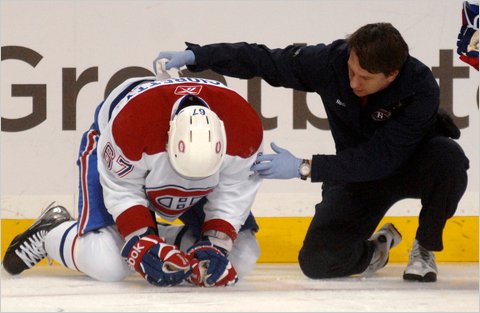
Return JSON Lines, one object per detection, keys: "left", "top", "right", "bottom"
{"left": 115, "top": 205, "right": 157, "bottom": 238}
{"left": 201, "top": 219, "right": 238, "bottom": 241}
{"left": 112, "top": 82, "right": 263, "bottom": 161}
{"left": 78, "top": 130, "right": 99, "bottom": 236}
{"left": 149, "top": 187, "right": 214, "bottom": 197}
{"left": 153, "top": 204, "right": 189, "bottom": 218}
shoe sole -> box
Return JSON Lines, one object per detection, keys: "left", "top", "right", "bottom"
{"left": 403, "top": 272, "right": 437, "bottom": 282}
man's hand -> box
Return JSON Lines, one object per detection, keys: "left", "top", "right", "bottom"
{"left": 153, "top": 50, "right": 195, "bottom": 71}
{"left": 121, "top": 234, "right": 192, "bottom": 286}
{"left": 250, "top": 142, "right": 302, "bottom": 179}
{"left": 186, "top": 241, "right": 238, "bottom": 287}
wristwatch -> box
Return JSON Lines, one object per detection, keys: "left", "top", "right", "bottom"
{"left": 299, "top": 159, "right": 311, "bottom": 180}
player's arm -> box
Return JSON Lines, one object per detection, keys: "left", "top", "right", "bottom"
{"left": 97, "top": 130, "right": 192, "bottom": 286}
{"left": 186, "top": 142, "right": 264, "bottom": 287}
{"left": 203, "top": 150, "right": 263, "bottom": 249}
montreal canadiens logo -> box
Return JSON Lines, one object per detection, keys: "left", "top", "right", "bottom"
{"left": 146, "top": 186, "right": 214, "bottom": 218}
{"left": 174, "top": 85, "right": 203, "bottom": 95}
{"left": 371, "top": 109, "right": 392, "bottom": 121}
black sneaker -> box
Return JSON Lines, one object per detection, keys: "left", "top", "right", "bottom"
{"left": 2, "top": 202, "right": 73, "bottom": 275}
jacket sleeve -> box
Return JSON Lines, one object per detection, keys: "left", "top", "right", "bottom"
{"left": 186, "top": 42, "right": 330, "bottom": 92}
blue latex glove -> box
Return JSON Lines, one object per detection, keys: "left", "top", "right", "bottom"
{"left": 250, "top": 142, "right": 302, "bottom": 179}
{"left": 153, "top": 50, "right": 196, "bottom": 71}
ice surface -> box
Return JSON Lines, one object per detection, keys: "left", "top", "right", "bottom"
{"left": 1, "top": 263, "right": 478, "bottom": 312}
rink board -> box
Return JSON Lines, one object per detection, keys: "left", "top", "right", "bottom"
{"left": 1, "top": 215, "right": 477, "bottom": 263}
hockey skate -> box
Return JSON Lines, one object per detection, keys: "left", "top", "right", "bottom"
{"left": 403, "top": 240, "right": 437, "bottom": 282}
{"left": 2, "top": 202, "right": 73, "bottom": 275}
{"left": 363, "top": 223, "right": 402, "bottom": 276}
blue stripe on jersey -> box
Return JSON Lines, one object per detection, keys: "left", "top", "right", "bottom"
{"left": 107, "top": 79, "right": 153, "bottom": 122}
{"left": 92, "top": 79, "right": 154, "bottom": 133}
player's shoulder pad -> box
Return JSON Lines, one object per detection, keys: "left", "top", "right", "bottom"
{"left": 110, "top": 79, "right": 263, "bottom": 161}
{"left": 200, "top": 85, "right": 263, "bottom": 158}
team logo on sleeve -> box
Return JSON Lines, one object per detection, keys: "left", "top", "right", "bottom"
{"left": 174, "top": 86, "right": 203, "bottom": 95}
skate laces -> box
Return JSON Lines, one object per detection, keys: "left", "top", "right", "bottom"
{"left": 14, "top": 230, "right": 48, "bottom": 268}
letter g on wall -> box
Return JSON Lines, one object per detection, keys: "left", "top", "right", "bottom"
{"left": 1, "top": 46, "right": 46, "bottom": 132}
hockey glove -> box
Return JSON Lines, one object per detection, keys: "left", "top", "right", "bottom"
{"left": 153, "top": 50, "right": 195, "bottom": 71}
{"left": 251, "top": 142, "right": 302, "bottom": 179}
{"left": 186, "top": 241, "right": 238, "bottom": 287}
{"left": 121, "top": 234, "right": 192, "bottom": 286}
{"left": 456, "top": 1, "right": 479, "bottom": 70}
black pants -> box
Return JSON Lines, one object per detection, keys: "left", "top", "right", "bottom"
{"left": 298, "top": 136, "right": 469, "bottom": 279}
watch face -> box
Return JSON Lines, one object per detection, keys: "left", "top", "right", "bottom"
{"left": 300, "top": 163, "right": 311, "bottom": 176}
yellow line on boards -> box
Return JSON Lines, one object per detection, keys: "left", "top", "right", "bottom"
{"left": 1, "top": 216, "right": 478, "bottom": 264}
{"left": 255, "top": 216, "right": 479, "bottom": 263}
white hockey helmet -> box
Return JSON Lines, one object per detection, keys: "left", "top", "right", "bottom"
{"left": 167, "top": 95, "right": 227, "bottom": 178}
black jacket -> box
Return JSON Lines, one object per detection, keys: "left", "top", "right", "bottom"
{"left": 186, "top": 40, "right": 439, "bottom": 183}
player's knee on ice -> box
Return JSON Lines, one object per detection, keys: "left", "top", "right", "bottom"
{"left": 228, "top": 230, "right": 260, "bottom": 279}
{"left": 45, "top": 224, "right": 131, "bottom": 282}
{"left": 75, "top": 226, "right": 131, "bottom": 282}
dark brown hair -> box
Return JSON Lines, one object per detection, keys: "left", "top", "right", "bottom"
{"left": 347, "top": 23, "right": 409, "bottom": 75}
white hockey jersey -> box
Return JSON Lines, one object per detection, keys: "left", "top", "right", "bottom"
{"left": 96, "top": 76, "right": 264, "bottom": 240}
